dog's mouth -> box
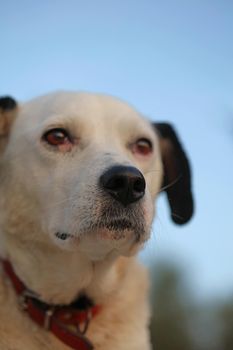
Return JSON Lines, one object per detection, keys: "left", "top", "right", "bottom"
{"left": 97, "top": 218, "right": 133, "bottom": 231}
{"left": 55, "top": 217, "right": 145, "bottom": 244}
{"left": 53, "top": 202, "right": 148, "bottom": 246}
{"left": 93, "top": 218, "right": 144, "bottom": 242}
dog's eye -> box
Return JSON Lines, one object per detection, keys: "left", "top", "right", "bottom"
{"left": 43, "top": 128, "right": 71, "bottom": 146}
{"left": 132, "top": 138, "right": 153, "bottom": 156}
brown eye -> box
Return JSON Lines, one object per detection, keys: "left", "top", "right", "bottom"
{"left": 43, "top": 128, "right": 71, "bottom": 146}
{"left": 132, "top": 138, "right": 153, "bottom": 156}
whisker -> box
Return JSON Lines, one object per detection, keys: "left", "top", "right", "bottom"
{"left": 170, "top": 212, "right": 184, "bottom": 221}
{"left": 159, "top": 174, "right": 182, "bottom": 193}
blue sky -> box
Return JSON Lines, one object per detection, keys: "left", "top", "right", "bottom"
{"left": 1, "top": 0, "right": 233, "bottom": 300}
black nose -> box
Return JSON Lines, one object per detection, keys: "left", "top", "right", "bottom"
{"left": 100, "top": 165, "right": 146, "bottom": 206}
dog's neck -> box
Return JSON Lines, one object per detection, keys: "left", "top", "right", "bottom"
{"left": 1, "top": 233, "right": 123, "bottom": 306}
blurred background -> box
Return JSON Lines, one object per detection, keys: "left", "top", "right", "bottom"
{"left": 1, "top": 1, "right": 232, "bottom": 348}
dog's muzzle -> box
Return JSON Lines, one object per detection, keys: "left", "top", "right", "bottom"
{"left": 99, "top": 165, "right": 146, "bottom": 206}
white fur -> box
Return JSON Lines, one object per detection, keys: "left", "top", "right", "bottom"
{"left": 0, "top": 92, "right": 163, "bottom": 349}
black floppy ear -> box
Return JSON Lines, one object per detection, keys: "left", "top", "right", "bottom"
{"left": 0, "top": 96, "right": 18, "bottom": 153}
{"left": 154, "top": 123, "right": 194, "bottom": 225}
{"left": 0, "top": 96, "right": 17, "bottom": 112}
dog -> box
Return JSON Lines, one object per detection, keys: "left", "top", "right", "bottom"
{"left": 0, "top": 92, "right": 193, "bottom": 350}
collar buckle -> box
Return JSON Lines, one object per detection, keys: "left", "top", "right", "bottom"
{"left": 44, "top": 306, "right": 56, "bottom": 330}
{"left": 78, "top": 308, "right": 92, "bottom": 335}
{"left": 19, "top": 290, "right": 56, "bottom": 331}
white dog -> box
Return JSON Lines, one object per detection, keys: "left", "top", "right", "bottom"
{"left": 0, "top": 92, "right": 193, "bottom": 350}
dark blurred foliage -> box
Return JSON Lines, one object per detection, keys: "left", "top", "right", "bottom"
{"left": 218, "top": 300, "right": 233, "bottom": 350}
{"left": 150, "top": 261, "right": 233, "bottom": 350}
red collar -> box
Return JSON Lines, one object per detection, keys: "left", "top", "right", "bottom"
{"left": 2, "top": 260, "right": 101, "bottom": 350}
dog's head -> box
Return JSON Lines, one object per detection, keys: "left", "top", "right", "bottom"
{"left": 0, "top": 92, "right": 193, "bottom": 261}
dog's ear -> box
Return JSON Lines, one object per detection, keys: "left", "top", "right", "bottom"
{"left": 153, "top": 122, "right": 194, "bottom": 225}
{"left": 0, "top": 96, "right": 18, "bottom": 153}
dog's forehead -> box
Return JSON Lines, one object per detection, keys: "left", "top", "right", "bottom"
{"left": 19, "top": 92, "right": 151, "bottom": 133}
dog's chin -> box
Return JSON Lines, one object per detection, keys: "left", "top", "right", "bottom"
{"left": 50, "top": 225, "right": 147, "bottom": 260}
{"left": 78, "top": 227, "right": 146, "bottom": 261}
